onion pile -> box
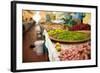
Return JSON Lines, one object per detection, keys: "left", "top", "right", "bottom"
{"left": 59, "top": 42, "right": 91, "bottom": 61}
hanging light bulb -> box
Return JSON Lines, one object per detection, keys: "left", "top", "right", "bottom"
{"left": 33, "top": 11, "right": 41, "bottom": 24}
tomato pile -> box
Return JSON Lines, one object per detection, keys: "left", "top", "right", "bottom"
{"left": 69, "top": 23, "right": 91, "bottom": 31}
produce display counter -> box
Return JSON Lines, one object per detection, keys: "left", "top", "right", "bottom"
{"left": 44, "top": 30, "right": 91, "bottom": 61}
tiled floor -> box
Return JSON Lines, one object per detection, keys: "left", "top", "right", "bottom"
{"left": 23, "top": 25, "right": 49, "bottom": 63}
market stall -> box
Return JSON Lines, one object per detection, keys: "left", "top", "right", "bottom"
{"left": 44, "top": 29, "right": 91, "bottom": 61}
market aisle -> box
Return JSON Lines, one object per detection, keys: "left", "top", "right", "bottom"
{"left": 23, "top": 25, "right": 49, "bottom": 63}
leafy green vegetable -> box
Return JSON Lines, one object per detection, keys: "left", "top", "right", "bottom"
{"left": 48, "top": 29, "right": 90, "bottom": 41}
